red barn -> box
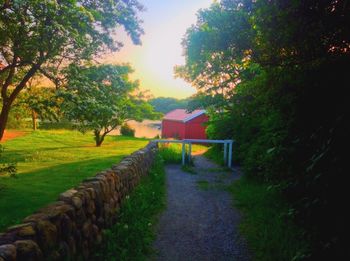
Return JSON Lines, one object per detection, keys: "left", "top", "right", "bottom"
{"left": 161, "top": 109, "right": 208, "bottom": 140}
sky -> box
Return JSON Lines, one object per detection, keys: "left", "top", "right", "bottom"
{"left": 102, "top": 0, "right": 214, "bottom": 99}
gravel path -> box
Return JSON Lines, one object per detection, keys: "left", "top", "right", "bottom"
{"left": 153, "top": 155, "right": 251, "bottom": 261}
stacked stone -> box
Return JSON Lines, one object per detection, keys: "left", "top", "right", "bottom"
{"left": 0, "top": 142, "right": 158, "bottom": 261}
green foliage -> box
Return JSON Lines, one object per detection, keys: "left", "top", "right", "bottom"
{"left": 6, "top": 101, "right": 32, "bottom": 129}
{"left": 5, "top": 86, "right": 61, "bottom": 130}
{"left": 61, "top": 64, "right": 136, "bottom": 134}
{"left": 179, "top": 0, "right": 349, "bottom": 259}
{"left": 196, "top": 180, "right": 210, "bottom": 190}
{"left": 38, "top": 120, "right": 76, "bottom": 130}
{"left": 0, "top": 145, "right": 17, "bottom": 177}
{"left": 0, "top": 0, "right": 144, "bottom": 139}
{"left": 149, "top": 97, "right": 189, "bottom": 114}
{"left": 158, "top": 143, "right": 206, "bottom": 165}
{"left": 24, "top": 86, "right": 61, "bottom": 126}
{"left": 0, "top": 130, "right": 148, "bottom": 231}
{"left": 228, "top": 177, "right": 310, "bottom": 261}
{"left": 94, "top": 153, "right": 166, "bottom": 260}
{"left": 181, "top": 164, "right": 197, "bottom": 175}
{"left": 128, "top": 97, "right": 163, "bottom": 121}
{"left": 158, "top": 144, "right": 182, "bottom": 164}
{"left": 60, "top": 64, "right": 155, "bottom": 146}
{"left": 120, "top": 123, "right": 135, "bottom": 137}
{"left": 204, "top": 146, "right": 225, "bottom": 166}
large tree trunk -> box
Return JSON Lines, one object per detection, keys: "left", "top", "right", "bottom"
{"left": 0, "top": 103, "right": 11, "bottom": 140}
{"left": 0, "top": 64, "right": 41, "bottom": 140}
{"left": 96, "top": 138, "right": 104, "bottom": 147}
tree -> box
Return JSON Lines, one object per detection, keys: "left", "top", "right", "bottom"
{"left": 5, "top": 86, "right": 58, "bottom": 130}
{"left": 175, "top": 1, "right": 253, "bottom": 110}
{"left": 22, "top": 86, "right": 60, "bottom": 130}
{"left": 178, "top": 0, "right": 349, "bottom": 259}
{"left": 60, "top": 64, "right": 157, "bottom": 147}
{"left": 0, "top": 0, "right": 144, "bottom": 140}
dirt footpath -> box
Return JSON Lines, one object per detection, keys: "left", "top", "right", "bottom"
{"left": 153, "top": 155, "right": 251, "bottom": 261}
{"left": 0, "top": 130, "right": 27, "bottom": 143}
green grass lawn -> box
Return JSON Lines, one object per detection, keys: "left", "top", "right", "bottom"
{"left": 0, "top": 130, "right": 148, "bottom": 232}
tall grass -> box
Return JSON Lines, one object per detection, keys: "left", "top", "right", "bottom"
{"left": 228, "top": 177, "right": 309, "bottom": 261}
{"left": 204, "top": 145, "right": 225, "bottom": 166}
{"left": 158, "top": 143, "right": 207, "bottom": 164}
{"left": 158, "top": 144, "right": 182, "bottom": 164}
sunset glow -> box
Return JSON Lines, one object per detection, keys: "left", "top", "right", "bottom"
{"left": 102, "top": 0, "right": 213, "bottom": 99}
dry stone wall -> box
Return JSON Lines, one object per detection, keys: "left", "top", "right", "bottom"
{"left": 0, "top": 142, "right": 158, "bottom": 261}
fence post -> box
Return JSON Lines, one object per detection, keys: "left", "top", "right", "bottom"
{"left": 228, "top": 141, "right": 233, "bottom": 168}
{"left": 224, "top": 142, "right": 227, "bottom": 164}
{"left": 182, "top": 142, "right": 186, "bottom": 166}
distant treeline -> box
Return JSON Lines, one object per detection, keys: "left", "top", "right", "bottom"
{"left": 149, "top": 97, "right": 189, "bottom": 114}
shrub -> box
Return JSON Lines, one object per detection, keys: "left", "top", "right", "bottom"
{"left": 0, "top": 145, "right": 17, "bottom": 177}
{"left": 158, "top": 144, "right": 182, "bottom": 164}
{"left": 39, "top": 120, "right": 76, "bottom": 130}
{"left": 120, "top": 123, "right": 135, "bottom": 137}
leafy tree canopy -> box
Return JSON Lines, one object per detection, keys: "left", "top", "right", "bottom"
{"left": 178, "top": 0, "right": 349, "bottom": 259}
{"left": 60, "top": 64, "right": 158, "bottom": 146}
{"left": 0, "top": 0, "right": 144, "bottom": 139}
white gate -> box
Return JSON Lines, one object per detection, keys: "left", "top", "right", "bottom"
{"left": 155, "top": 139, "right": 234, "bottom": 168}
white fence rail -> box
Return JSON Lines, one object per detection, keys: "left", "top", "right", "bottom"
{"left": 155, "top": 139, "right": 234, "bottom": 168}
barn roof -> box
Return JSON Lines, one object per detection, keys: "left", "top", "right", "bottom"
{"left": 163, "top": 109, "right": 206, "bottom": 123}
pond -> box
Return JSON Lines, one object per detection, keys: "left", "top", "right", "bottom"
{"left": 111, "top": 120, "right": 161, "bottom": 139}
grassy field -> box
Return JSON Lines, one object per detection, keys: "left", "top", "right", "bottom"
{"left": 0, "top": 130, "right": 148, "bottom": 232}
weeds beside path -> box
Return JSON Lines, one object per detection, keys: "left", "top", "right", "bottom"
{"left": 153, "top": 154, "right": 251, "bottom": 260}
{"left": 94, "top": 154, "right": 166, "bottom": 260}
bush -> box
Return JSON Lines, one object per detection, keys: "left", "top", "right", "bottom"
{"left": 158, "top": 144, "right": 182, "bottom": 164}
{"left": 7, "top": 113, "right": 31, "bottom": 129}
{"left": 120, "top": 123, "right": 135, "bottom": 137}
{"left": 39, "top": 120, "right": 75, "bottom": 130}
{"left": 0, "top": 145, "right": 17, "bottom": 177}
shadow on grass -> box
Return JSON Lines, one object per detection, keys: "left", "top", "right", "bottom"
{"left": 0, "top": 155, "right": 121, "bottom": 232}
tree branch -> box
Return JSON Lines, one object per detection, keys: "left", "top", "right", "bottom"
{"left": 38, "top": 68, "right": 63, "bottom": 88}
{"left": 9, "top": 63, "right": 41, "bottom": 103}
{"left": 1, "top": 56, "right": 18, "bottom": 102}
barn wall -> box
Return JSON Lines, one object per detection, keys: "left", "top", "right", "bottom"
{"left": 0, "top": 142, "right": 158, "bottom": 261}
{"left": 161, "top": 114, "right": 209, "bottom": 140}
{"left": 161, "top": 120, "right": 185, "bottom": 139}
{"left": 185, "top": 114, "right": 208, "bottom": 139}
